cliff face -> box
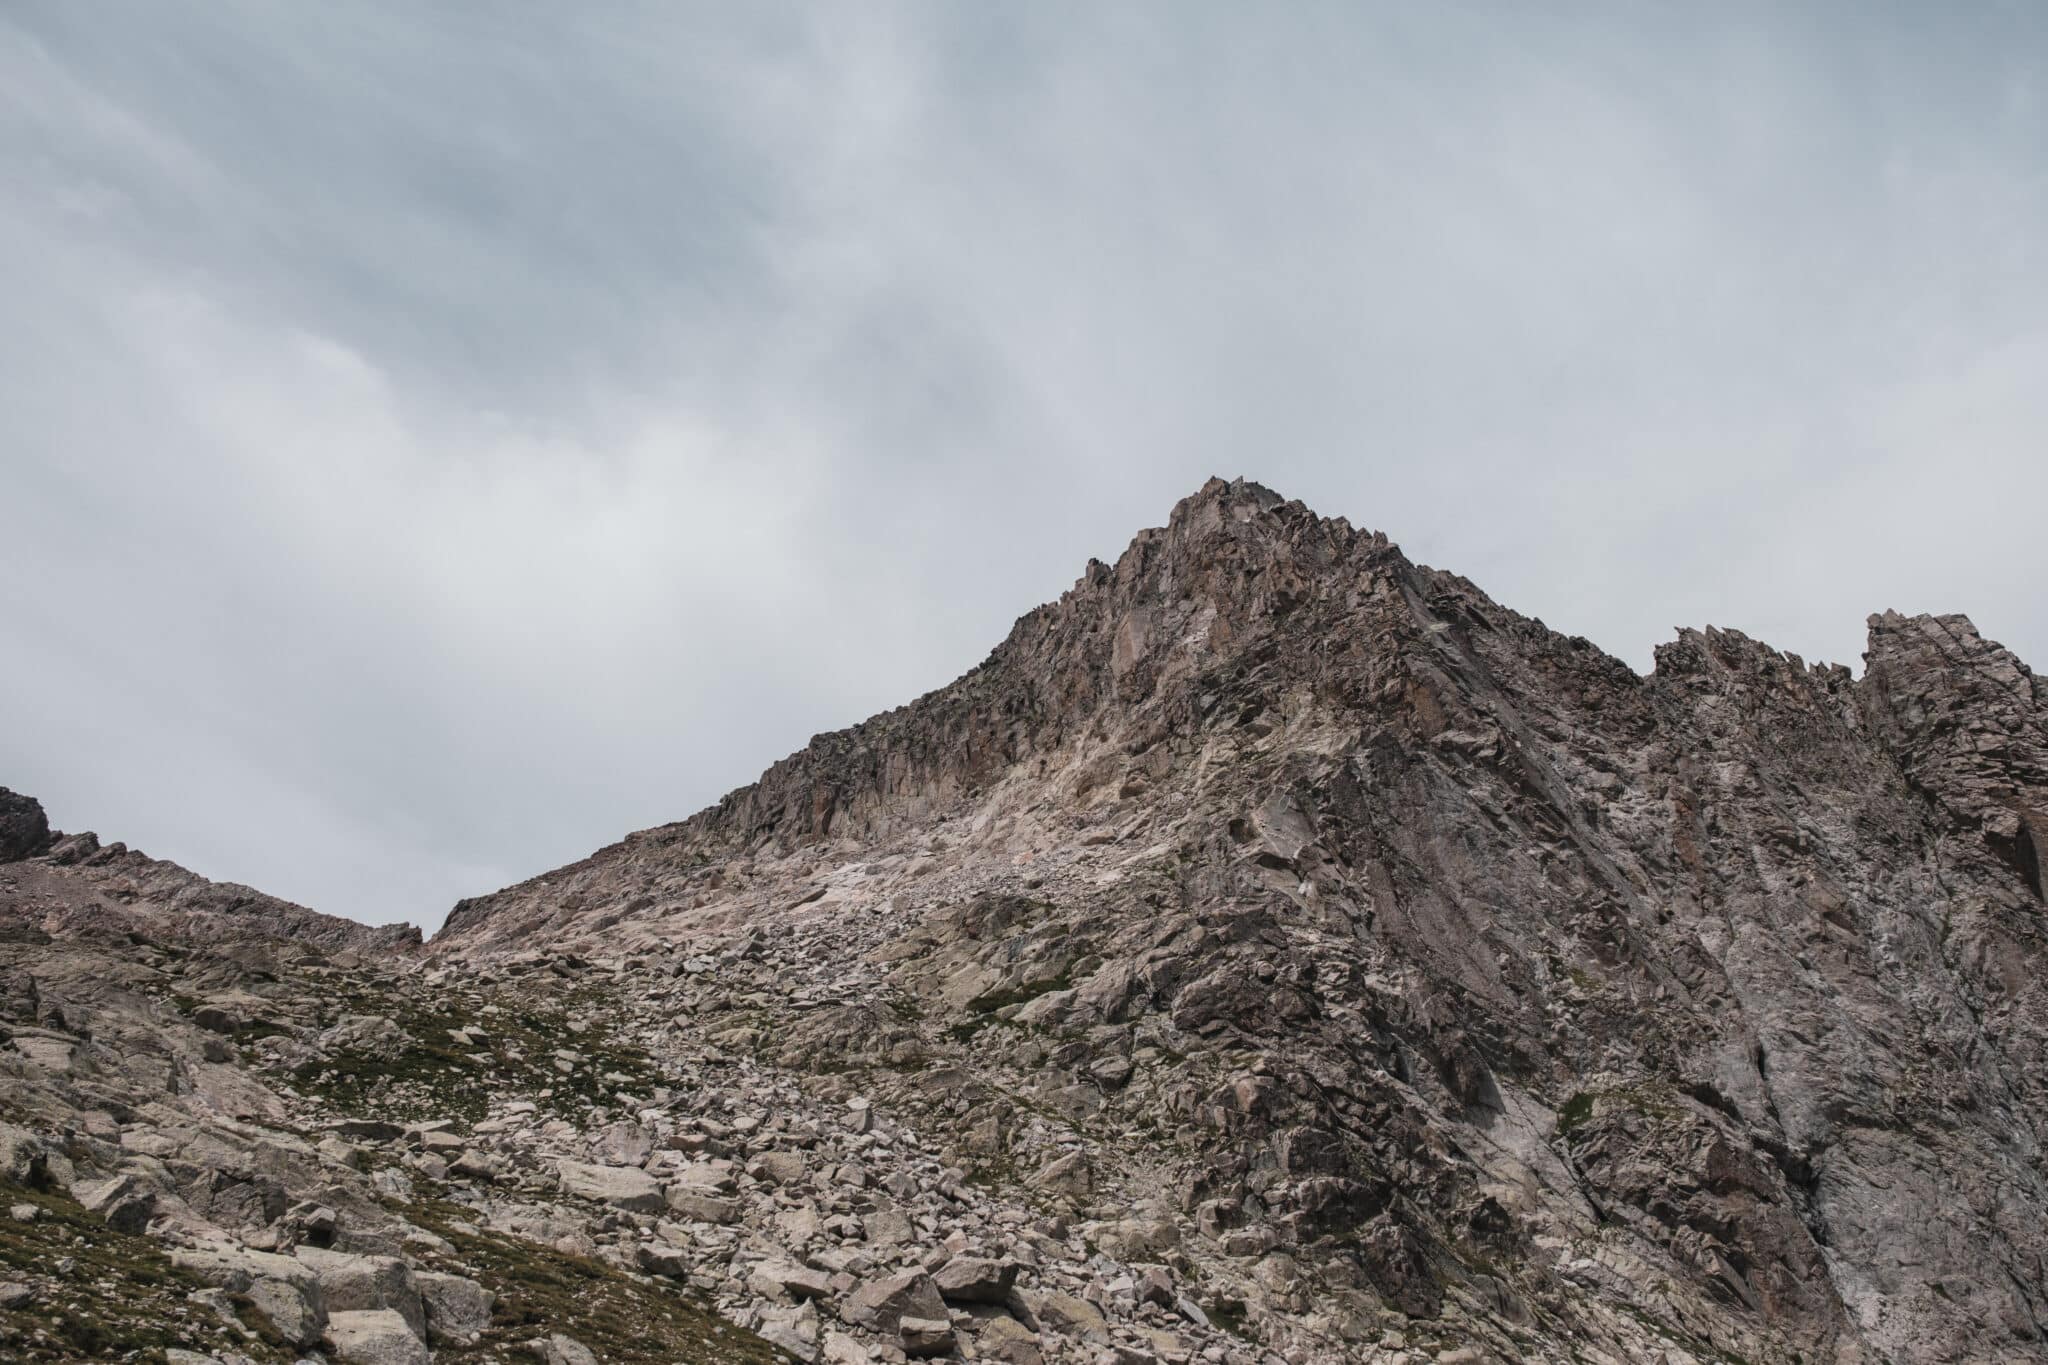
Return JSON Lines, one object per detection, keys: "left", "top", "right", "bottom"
{"left": 431, "top": 478, "right": 2048, "bottom": 1362}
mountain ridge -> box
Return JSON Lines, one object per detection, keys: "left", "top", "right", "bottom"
{"left": 433, "top": 475, "right": 2036, "bottom": 959}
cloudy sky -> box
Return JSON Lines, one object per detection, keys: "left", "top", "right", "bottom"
{"left": 3, "top": 3, "right": 2044, "bottom": 931}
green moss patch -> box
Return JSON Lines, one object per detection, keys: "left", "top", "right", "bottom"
{"left": 1557, "top": 1092, "right": 1595, "bottom": 1135}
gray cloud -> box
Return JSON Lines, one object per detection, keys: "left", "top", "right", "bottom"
{"left": 3, "top": 2, "right": 2044, "bottom": 929}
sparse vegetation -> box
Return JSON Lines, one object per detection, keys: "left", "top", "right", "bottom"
{"left": 288, "top": 977, "right": 664, "bottom": 1124}
{"left": 0, "top": 1180, "right": 298, "bottom": 1363}
{"left": 405, "top": 1200, "right": 788, "bottom": 1364}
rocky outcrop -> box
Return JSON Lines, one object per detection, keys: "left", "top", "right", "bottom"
{"left": 0, "top": 789, "right": 52, "bottom": 863}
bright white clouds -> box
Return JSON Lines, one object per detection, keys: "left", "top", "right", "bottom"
{"left": 3, "top": 2, "right": 2044, "bottom": 929}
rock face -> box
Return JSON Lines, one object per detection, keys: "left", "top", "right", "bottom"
{"left": 5, "top": 477, "right": 2047, "bottom": 1365}
{"left": 0, "top": 789, "right": 52, "bottom": 863}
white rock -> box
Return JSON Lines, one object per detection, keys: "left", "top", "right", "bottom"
{"left": 327, "top": 1308, "right": 429, "bottom": 1365}
{"left": 557, "top": 1158, "right": 664, "bottom": 1213}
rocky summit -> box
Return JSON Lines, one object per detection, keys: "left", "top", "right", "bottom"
{"left": 4, "top": 478, "right": 2045, "bottom": 1365}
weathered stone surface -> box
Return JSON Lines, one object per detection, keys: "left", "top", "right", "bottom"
{"left": 973, "top": 1315, "right": 1044, "bottom": 1365}
{"left": 0, "top": 789, "right": 52, "bottom": 862}
{"left": 555, "top": 1159, "right": 664, "bottom": 1213}
{"left": 295, "top": 1247, "right": 424, "bottom": 1339}
{"left": 932, "top": 1255, "right": 1017, "bottom": 1304}
{"left": 665, "top": 1186, "right": 739, "bottom": 1223}
{"left": 246, "top": 1272, "right": 324, "bottom": 1349}
{"left": 842, "top": 1269, "right": 947, "bottom": 1336}
{"left": 530, "top": 1334, "right": 599, "bottom": 1365}
{"left": 76, "top": 1172, "right": 157, "bottom": 1234}
{"left": 325, "top": 1308, "right": 428, "bottom": 1365}
{"left": 417, "top": 1270, "right": 493, "bottom": 1346}
{"left": 898, "top": 1314, "right": 955, "bottom": 1356}
{"left": 1032, "top": 1291, "right": 1110, "bottom": 1344}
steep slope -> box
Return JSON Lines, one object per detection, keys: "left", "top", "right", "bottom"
{"left": 431, "top": 477, "right": 2048, "bottom": 1363}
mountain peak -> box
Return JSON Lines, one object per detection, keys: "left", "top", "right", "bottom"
{"left": 411, "top": 480, "right": 2048, "bottom": 1362}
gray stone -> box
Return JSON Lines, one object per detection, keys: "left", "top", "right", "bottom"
{"left": 750, "top": 1261, "right": 835, "bottom": 1301}
{"left": 326, "top": 1308, "right": 428, "bottom": 1365}
{"left": 295, "top": 1247, "right": 423, "bottom": 1339}
{"left": 665, "top": 1186, "right": 739, "bottom": 1223}
{"left": 975, "top": 1316, "right": 1044, "bottom": 1365}
{"left": 530, "top": 1333, "right": 600, "bottom": 1365}
{"left": 556, "top": 1159, "right": 664, "bottom": 1213}
{"left": 417, "top": 1270, "right": 493, "bottom": 1347}
{"left": 843, "top": 1269, "right": 947, "bottom": 1336}
{"left": 0, "top": 788, "right": 52, "bottom": 862}
{"left": 933, "top": 1255, "right": 1018, "bottom": 1304}
{"left": 899, "top": 1314, "right": 956, "bottom": 1356}
{"left": 246, "top": 1274, "right": 323, "bottom": 1349}
{"left": 76, "top": 1172, "right": 157, "bottom": 1234}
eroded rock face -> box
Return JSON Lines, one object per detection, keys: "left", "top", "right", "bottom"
{"left": 0, "top": 789, "right": 51, "bottom": 863}
{"left": 6, "top": 478, "right": 2046, "bottom": 1365}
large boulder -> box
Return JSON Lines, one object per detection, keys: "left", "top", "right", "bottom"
{"left": 842, "top": 1269, "right": 948, "bottom": 1336}
{"left": 900, "top": 1315, "right": 956, "bottom": 1357}
{"left": 417, "top": 1270, "right": 493, "bottom": 1346}
{"left": 531, "top": 1335, "right": 600, "bottom": 1365}
{"left": 325, "top": 1308, "right": 428, "bottom": 1365}
{"left": 934, "top": 1255, "right": 1018, "bottom": 1304}
{"left": 172, "top": 1242, "right": 325, "bottom": 1345}
{"left": 295, "top": 1247, "right": 424, "bottom": 1339}
{"left": 0, "top": 1124, "right": 51, "bottom": 1187}
{"left": 591, "top": 1120, "right": 653, "bottom": 1167}
{"left": 76, "top": 1172, "right": 158, "bottom": 1234}
{"left": 247, "top": 1273, "right": 326, "bottom": 1350}
{"left": 0, "top": 789, "right": 51, "bottom": 862}
{"left": 974, "top": 1316, "right": 1045, "bottom": 1365}
{"left": 556, "top": 1158, "right": 665, "bottom": 1213}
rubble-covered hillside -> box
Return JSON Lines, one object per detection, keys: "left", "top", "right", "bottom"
{"left": 5, "top": 479, "right": 2045, "bottom": 1364}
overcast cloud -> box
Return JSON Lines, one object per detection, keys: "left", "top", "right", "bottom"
{"left": 3, "top": 3, "right": 2044, "bottom": 931}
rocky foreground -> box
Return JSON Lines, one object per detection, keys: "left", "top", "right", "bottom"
{"left": 3, "top": 478, "right": 2045, "bottom": 1364}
